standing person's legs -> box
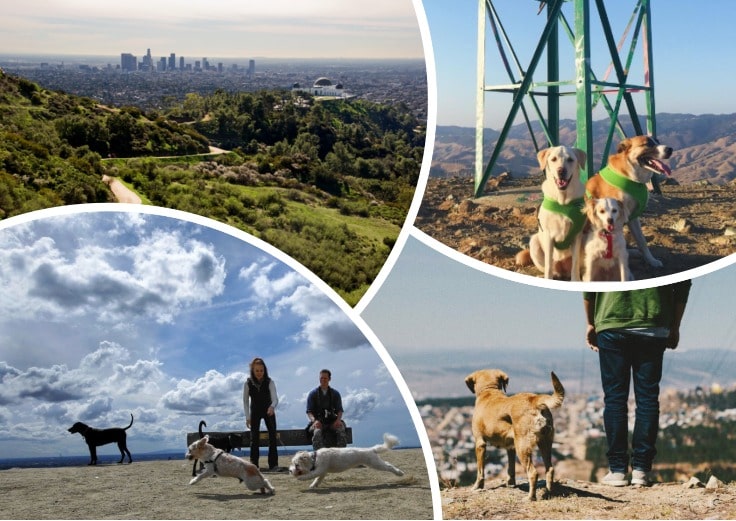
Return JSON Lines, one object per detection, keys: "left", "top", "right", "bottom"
{"left": 630, "top": 336, "right": 666, "bottom": 473}
{"left": 264, "top": 413, "right": 278, "bottom": 469}
{"left": 249, "top": 410, "right": 263, "bottom": 467}
{"left": 597, "top": 330, "right": 633, "bottom": 474}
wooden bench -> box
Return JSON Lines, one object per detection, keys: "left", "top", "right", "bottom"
{"left": 186, "top": 428, "right": 353, "bottom": 448}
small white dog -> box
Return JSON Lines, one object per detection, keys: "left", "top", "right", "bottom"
{"left": 185, "top": 435, "right": 275, "bottom": 494}
{"left": 289, "top": 433, "right": 404, "bottom": 489}
{"left": 580, "top": 197, "right": 631, "bottom": 281}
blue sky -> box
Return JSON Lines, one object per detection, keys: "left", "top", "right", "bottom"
{"left": 0, "top": 207, "right": 424, "bottom": 459}
{"left": 424, "top": 0, "right": 736, "bottom": 128}
{"left": 0, "top": 0, "right": 424, "bottom": 59}
{"left": 361, "top": 234, "right": 736, "bottom": 398}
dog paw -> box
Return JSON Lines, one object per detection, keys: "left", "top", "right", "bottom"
{"left": 647, "top": 257, "right": 663, "bottom": 268}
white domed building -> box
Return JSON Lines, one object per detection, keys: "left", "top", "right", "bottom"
{"left": 292, "top": 77, "right": 353, "bottom": 99}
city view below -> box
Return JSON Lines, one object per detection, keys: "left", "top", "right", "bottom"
{"left": 0, "top": 53, "right": 428, "bottom": 118}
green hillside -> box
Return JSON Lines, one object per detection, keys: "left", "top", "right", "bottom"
{"left": 0, "top": 70, "right": 424, "bottom": 305}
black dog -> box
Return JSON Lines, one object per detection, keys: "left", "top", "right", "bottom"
{"left": 68, "top": 414, "right": 134, "bottom": 465}
{"left": 191, "top": 420, "right": 243, "bottom": 476}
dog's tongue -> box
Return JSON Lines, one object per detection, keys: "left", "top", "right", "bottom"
{"left": 645, "top": 158, "right": 672, "bottom": 176}
{"left": 607, "top": 224, "right": 614, "bottom": 232}
{"left": 556, "top": 176, "right": 570, "bottom": 189}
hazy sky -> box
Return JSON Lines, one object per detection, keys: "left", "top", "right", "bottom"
{"left": 424, "top": 0, "right": 736, "bottom": 128}
{"left": 0, "top": 207, "right": 423, "bottom": 459}
{"left": 361, "top": 233, "right": 736, "bottom": 397}
{"left": 0, "top": 0, "right": 425, "bottom": 60}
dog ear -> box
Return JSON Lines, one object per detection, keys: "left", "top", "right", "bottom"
{"left": 464, "top": 373, "right": 476, "bottom": 394}
{"left": 536, "top": 148, "right": 550, "bottom": 170}
{"left": 573, "top": 148, "right": 587, "bottom": 169}
{"left": 616, "top": 138, "right": 632, "bottom": 154}
{"left": 499, "top": 374, "right": 509, "bottom": 393}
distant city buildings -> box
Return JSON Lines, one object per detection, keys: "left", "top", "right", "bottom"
{"left": 118, "top": 48, "right": 255, "bottom": 74}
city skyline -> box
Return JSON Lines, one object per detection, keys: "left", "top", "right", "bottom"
{"left": 0, "top": 0, "right": 426, "bottom": 60}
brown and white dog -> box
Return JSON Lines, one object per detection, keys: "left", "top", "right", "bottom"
{"left": 580, "top": 197, "right": 631, "bottom": 281}
{"left": 186, "top": 435, "right": 274, "bottom": 494}
{"left": 585, "top": 135, "right": 673, "bottom": 268}
{"left": 525, "top": 146, "right": 587, "bottom": 280}
{"left": 465, "top": 369, "right": 564, "bottom": 501}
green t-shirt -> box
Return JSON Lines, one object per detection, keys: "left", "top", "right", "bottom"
{"left": 584, "top": 281, "right": 691, "bottom": 333}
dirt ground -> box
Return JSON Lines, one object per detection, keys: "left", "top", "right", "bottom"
{"left": 0, "top": 449, "right": 433, "bottom": 520}
{"left": 442, "top": 477, "right": 736, "bottom": 520}
{"left": 416, "top": 175, "right": 736, "bottom": 282}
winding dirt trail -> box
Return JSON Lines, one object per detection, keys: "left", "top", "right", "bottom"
{"left": 102, "top": 175, "right": 142, "bottom": 204}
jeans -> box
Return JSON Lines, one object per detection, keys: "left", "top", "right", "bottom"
{"left": 597, "top": 330, "right": 667, "bottom": 473}
{"left": 250, "top": 410, "right": 278, "bottom": 469}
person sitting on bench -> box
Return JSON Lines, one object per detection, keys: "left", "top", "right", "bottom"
{"left": 305, "top": 369, "right": 347, "bottom": 449}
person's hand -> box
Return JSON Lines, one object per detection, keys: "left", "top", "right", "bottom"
{"left": 331, "top": 419, "right": 342, "bottom": 429}
{"left": 313, "top": 420, "right": 322, "bottom": 430}
{"left": 666, "top": 328, "right": 680, "bottom": 349}
{"left": 267, "top": 406, "right": 274, "bottom": 416}
{"left": 586, "top": 324, "right": 599, "bottom": 352}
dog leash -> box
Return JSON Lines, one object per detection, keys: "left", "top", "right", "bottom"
{"left": 592, "top": 166, "right": 648, "bottom": 221}
{"left": 540, "top": 196, "right": 585, "bottom": 250}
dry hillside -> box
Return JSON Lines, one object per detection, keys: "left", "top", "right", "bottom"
{"left": 416, "top": 174, "right": 736, "bottom": 281}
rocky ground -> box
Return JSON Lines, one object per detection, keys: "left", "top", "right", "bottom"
{"left": 441, "top": 476, "right": 736, "bottom": 520}
{"left": 416, "top": 174, "right": 736, "bottom": 282}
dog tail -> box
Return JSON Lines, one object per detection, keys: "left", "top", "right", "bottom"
{"left": 515, "top": 248, "right": 533, "bottom": 267}
{"left": 374, "top": 433, "right": 400, "bottom": 453}
{"left": 198, "top": 420, "right": 207, "bottom": 437}
{"left": 125, "top": 413, "right": 134, "bottom": 430}
{"left": 539, "top": 371, "right": 565, "bottom": 410}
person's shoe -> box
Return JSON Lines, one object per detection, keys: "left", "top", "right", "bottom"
{"left": 601, "top": 471, "right": 629, "bottom": 486}
{"left": 631, "top": 469, "right": 653, "bottom": 486}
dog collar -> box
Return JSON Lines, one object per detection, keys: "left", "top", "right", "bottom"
{"left": 599, "top": 230, "right": 614, "bottom": 259}
{"left": 595, "top": 166, "right": 648, "bottom": 221}
{"left": 309, "top": 451, "right": 317, "bottom": 471}
{"left": 540, "top": 196, "right": 585, "bottom": 250}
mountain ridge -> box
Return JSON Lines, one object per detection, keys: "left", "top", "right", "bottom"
{"left": 432, "top": 113, "right": 736, "bottom": 184}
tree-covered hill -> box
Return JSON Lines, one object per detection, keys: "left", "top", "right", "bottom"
{"left": 0, "top": 69, "right": 210, "bottom": 215}
{"left": 0, "top": 70, "right": 425, "bottom": 304}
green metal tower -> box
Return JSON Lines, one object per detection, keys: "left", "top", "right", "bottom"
{"left": 474, "top": 0, "right": 658, "bottom": 197}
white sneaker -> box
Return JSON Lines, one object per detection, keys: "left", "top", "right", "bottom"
{"left": 601, "top": 471, "right": 629, "bottom": 487}
{"left": 631, "top": 469, "right": 653, "bottom": 486}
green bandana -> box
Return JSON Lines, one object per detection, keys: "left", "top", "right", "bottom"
{"left": 594, "top": 166, "right": 648, "bottom": 222}
{"left": 540, "top": 196, "right": 585, "bottom": 250}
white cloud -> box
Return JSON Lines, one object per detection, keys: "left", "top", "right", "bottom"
{"left": 0, "top": 226, "right": 226, "bottom": 325}
{"left": 159, "top": 369, "right": 246, "bottom": 415}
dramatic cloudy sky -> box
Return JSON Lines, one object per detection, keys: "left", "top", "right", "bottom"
{"left": 0, "top": 207, "right": 422, "bottom": 459}
{"left": 0, "top": 0, "right": 425, "bottom": 59}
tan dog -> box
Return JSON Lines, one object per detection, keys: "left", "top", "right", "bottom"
{"left": 585, "top": 135, "right": 673, "bottom": 268}
{"left": 523, "top": 146, "right": 587, "bottom": 280}
{"left": 465, "top": 369, "right": 564, "bottom": 501}
{"left": 580, "top": 197, "right": 631, "bottom": 281}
